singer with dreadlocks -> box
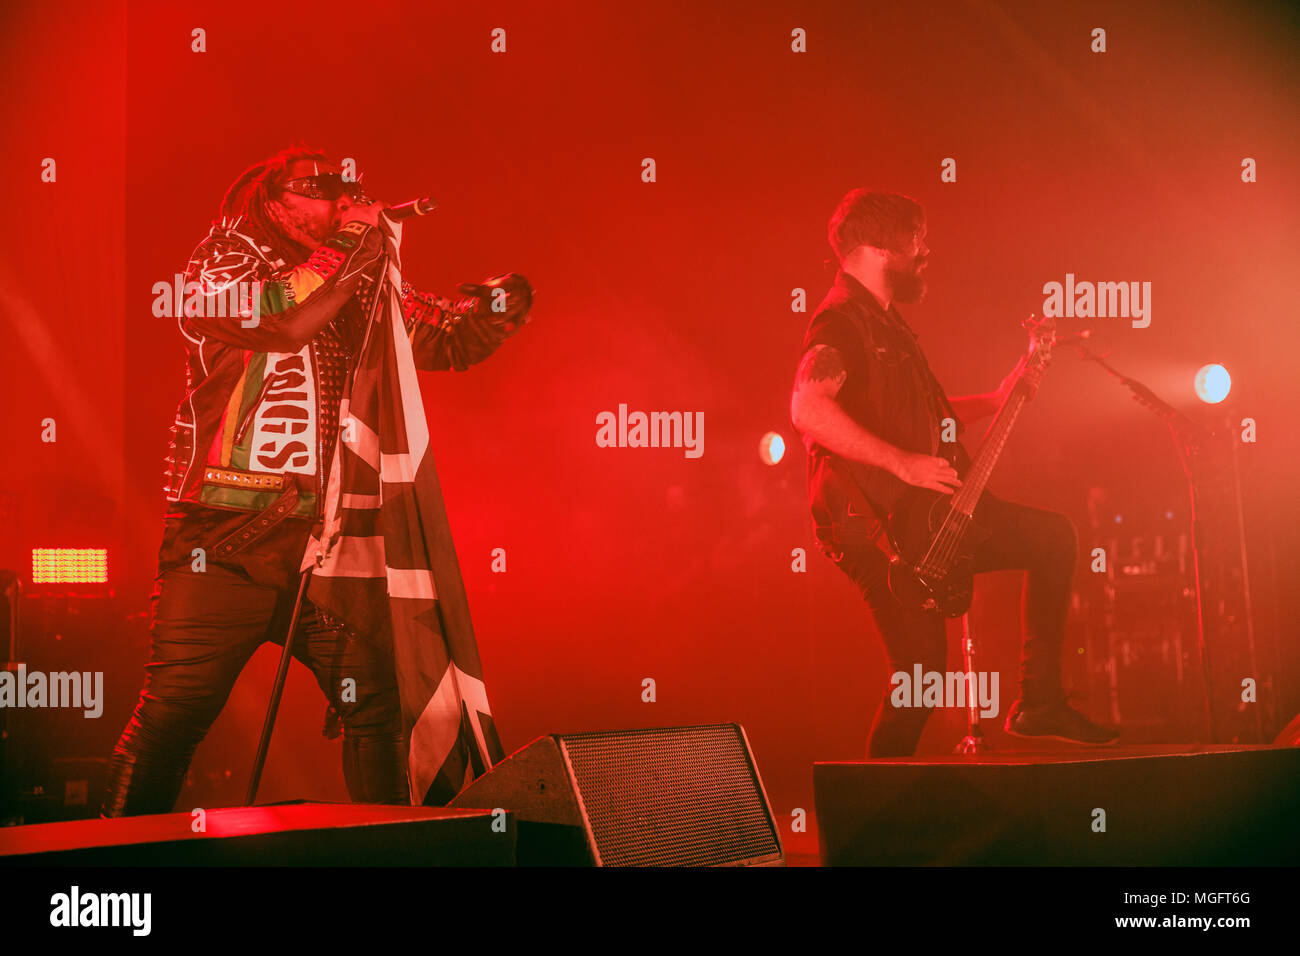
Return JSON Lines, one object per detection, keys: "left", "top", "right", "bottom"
{"left": 102, "top": 148, "right": 533, "bottom": 816}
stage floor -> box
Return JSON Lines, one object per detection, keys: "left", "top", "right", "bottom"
{"left": 0, "top": 802, "right": 514, "bottom": 866}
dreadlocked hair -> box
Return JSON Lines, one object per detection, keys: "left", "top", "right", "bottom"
{"left": 218, "top": 145, "right": 330, "bottom": 263}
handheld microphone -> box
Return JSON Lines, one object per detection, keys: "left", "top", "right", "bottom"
{"left": 383, "top": 197, "right": 438, "bottom": 220}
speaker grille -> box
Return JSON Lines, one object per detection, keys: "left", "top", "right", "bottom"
{"left": 559, "top": 724, "right": 781, "bottom": 867}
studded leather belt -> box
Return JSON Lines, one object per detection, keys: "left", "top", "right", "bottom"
{"left": 207, "top": 476, "right": 302, "bottom": 559}
{"left": 202, "top": 467, "right": 287, "bottom": 492}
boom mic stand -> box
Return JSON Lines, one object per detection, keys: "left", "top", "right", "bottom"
{"left": 954, "top": 614, "right": 987, "bottom": 753}
{"left": 1070, "top": 341, "right": 1218, "bottom": 743}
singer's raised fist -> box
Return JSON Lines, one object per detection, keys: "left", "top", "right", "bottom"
{"left": 458, "top": 273, "right": 534, "bottom": 331}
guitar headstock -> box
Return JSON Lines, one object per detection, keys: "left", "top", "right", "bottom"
{"left": 1022, "top": 313, "right": 1057, "bottom": 370}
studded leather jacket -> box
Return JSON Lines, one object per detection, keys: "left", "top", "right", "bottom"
{"left": 162, "top": 217, "right": 532, "bottom": 526}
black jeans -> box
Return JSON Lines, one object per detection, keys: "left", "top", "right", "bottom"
{"left": 101, "top": 564, "right": 407, "bottom": 816}
{"left": 819, "top": 494, "right": 1077, "bottom": 758}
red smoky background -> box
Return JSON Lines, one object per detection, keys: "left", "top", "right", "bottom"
{"left": 2, "top": 0, "right": 1297, "bottom": 851}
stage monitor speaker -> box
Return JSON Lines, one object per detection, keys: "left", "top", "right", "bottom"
{"left": 449, "top": 723, "right": 784, "bottom": 866}
{"left": 815, "top": 745, "right": 1300, "bottom": 866}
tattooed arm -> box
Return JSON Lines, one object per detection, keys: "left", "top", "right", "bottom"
{"left": 790, "top": 343, "right": 961, "bottom": 495}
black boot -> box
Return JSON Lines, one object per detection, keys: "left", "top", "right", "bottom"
{"left": 100, "top": 747, "right": 189, "bottom": 818}
{"left": 1004, "top": 698, "right": 1119, "bottom": 745}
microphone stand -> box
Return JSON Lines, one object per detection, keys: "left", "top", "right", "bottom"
{"left": 1070, "top": 341, "right": 1217, "bottom": 743}
{"left": 244, "top": 569, "right": 312, "bottom": 806}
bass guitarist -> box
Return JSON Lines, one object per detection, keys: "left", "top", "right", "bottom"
{"left": 790, "top": 188, "right": 1118, "bottom": 757}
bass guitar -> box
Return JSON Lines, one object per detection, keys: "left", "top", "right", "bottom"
{"left": 884, "top": 314, "right": 1058, "bottom": 616}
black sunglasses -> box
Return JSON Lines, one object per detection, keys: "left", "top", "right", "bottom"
{"left": 280, "top": 173, "right": 369, "bottom": 202}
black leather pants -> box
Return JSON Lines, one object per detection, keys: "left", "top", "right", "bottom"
{"left": 819, "top": 493, "right": 1078, "bottom": 758}
{"left": 102, "top": 565, "right": 408, "bottom": 816}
